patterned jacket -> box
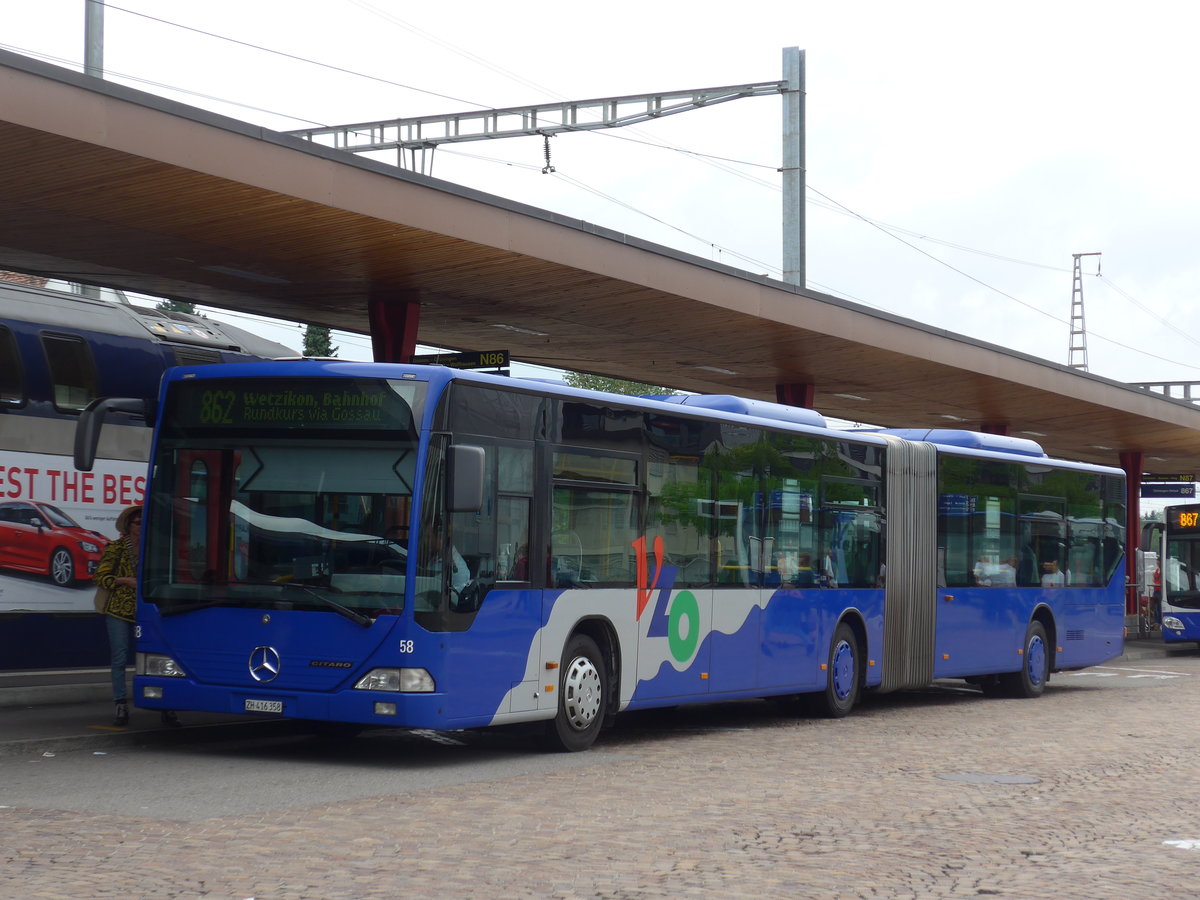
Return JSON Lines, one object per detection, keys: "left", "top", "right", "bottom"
{"left": 94, "top": 536, "right": 136, "bottom": 623}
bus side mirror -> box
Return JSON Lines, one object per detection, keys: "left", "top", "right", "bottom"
{"left": 447, "top": 444, "right": 485, "bottom": 512}
{"left": 74, "top": 397, "right": 148, "bottom": 472}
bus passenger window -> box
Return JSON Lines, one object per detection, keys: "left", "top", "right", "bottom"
{"left": 713, "top": 468, "right": 755, "bottom": 587}
{"left": 552, "top": 484, "right": 638, "bottom": 587}
{"left": 820, "top": 479, "right": 882, "bottom": 588}
{"left": 497, "top": 446, "right": 533, "bottom": 582}
{"left": 498, "top": 496, "right": 530, "bottom": 581}
{"left": 647, "top": 450, "right": 710, "bottom": 587}
{"left": 552, "top": 450, "right": 639, "bottom": 587}
{"left": 1068, "top": 489, "right": 1106, "bottom": 587}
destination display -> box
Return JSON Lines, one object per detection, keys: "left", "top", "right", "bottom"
{"left": 1142, "top": 483, "right": 1197, "bottom": 499}
{"left": 1169, "top": 507, "right": 1200, "bottom": 530}
{"left": 167, "top": 378, "right": 418, "bottom": 432}
{"left": 411, "top": 350, "right": 509, "bottom": 371}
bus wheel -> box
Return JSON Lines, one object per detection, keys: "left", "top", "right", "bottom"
{"left": 999, "top": 621, "right": 1049, "bottom": 699}
{"left": 543, "top": 634, "right": 606, "bottom": 752}
{"left": 49, "top": 548, "right": 74, "bottom": 586}
{"left": 815, "top": 622, "right": 861, "bottom": 718}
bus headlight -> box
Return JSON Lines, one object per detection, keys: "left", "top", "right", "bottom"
{"left": 1163, "top": 616, "right": 1185, "bottom": 632}
{"left": 137, "top": 652, "right": 187, "bottom": 677}
{"left": 354, "top": 668, "right": 435, "bottom": 692}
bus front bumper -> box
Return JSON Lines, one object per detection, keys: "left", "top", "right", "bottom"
{"left": 132, "top": 675, "right": 476, "bottom": 729}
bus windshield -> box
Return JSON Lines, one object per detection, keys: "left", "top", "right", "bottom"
{"left": 142, "top": 376, "right": 427, "bottom": 619}
{"left": 1164, "top": 536, "right": 1200, "bottom": 609}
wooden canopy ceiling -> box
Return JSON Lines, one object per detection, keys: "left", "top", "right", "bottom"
{"left": 0, "top": 49, "right": 1198, "bottom": 477}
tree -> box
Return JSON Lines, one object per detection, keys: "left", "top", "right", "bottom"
{"left": 303, "top": 324, "right": 338, "bottom": 358}
{"left": 156, "top": 299, "right": 198, "bottom": 315}
{"left": 563, "top": 372, "right": 676, "bottom": 396}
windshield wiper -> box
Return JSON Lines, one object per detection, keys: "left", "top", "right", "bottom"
{"left": 281, "top": 581, "right": 373, "bottom": 627}
{"left": 156, "top": 581, "right": 373, "bottom": 627}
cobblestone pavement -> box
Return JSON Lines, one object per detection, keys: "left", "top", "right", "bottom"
{"left": 5, "top": 658, "right": 1200, "bottom": 899}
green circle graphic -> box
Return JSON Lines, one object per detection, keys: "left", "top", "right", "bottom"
{"left": 668, "top": 590, "right": 700, "bottom": 663}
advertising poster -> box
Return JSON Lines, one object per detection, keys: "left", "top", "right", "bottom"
{"left": 0, "top": 451, "right": 147, "bottom": 613}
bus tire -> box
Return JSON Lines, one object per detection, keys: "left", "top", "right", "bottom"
{"left": 999, "top": 620, "right": 1050, "bottom": 699}
{"left": 49, "top": 547, "right": 74, "bottom": 586}
{"left": 814, "top": 621, "right": 861, "bottom": 718}
{"left": 543, "top": 634, "right": 606, "bottom": 752}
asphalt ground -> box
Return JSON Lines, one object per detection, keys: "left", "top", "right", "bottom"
{"left": 3, "top": 637, "right": 1200, "bottom": 899}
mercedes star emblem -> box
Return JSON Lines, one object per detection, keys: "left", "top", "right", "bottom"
{"left": 248, "top": 645, "right": 282, "bottom": 683}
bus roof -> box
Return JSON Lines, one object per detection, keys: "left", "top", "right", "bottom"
{"left": 159, "top": 361, "right": 1125, "bottom": 475}
{"left": 868, "top": 428, "right": 1046, "bottom": 458}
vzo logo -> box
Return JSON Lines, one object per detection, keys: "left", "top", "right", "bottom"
{"left": 632, "top": 535, "right": 700, "bottom": 664}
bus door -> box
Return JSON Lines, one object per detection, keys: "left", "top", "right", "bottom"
{"left": 686, "top": 466, "right": 752, "bottom": 696}
{"left": 756, "top": 480, "right": 823, "bottom": 691}
{"left": 428, "top": 439, "right": 545, "bottom": 718}
{"left": 546, "top": 445, "right": 710, "bottom": 703}
{"left": 934, "top": 492, "right": 993, "bottom": 670}
{"left": 935, "top": 492, "right": 1031, "bottom": 675}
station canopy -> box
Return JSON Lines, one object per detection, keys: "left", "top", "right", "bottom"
{"left": 1, "top": 49, "right": 1198, "bottom": 476}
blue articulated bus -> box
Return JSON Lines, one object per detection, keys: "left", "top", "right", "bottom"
{"left": 1143, "top": 503, "right": 1200, "bottom": 644}
{"left": 76, "top": 360, "right": 1127, "bottom": 751}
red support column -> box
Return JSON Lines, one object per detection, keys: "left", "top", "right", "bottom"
{"left": 775, "top": 382, "right": 815, "bottom": 408}
{"left": 367, "top": 294, "right": 420, "bottom": 363}
{"left": 979, "top": 421, "right": 1009, "bottom": 435}
{"left": 1120, "top": 450, "right": 1144, "bottom": 617}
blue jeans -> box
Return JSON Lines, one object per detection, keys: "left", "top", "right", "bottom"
{"left": 106, "top": 616, "right": 134, "bottom": 703}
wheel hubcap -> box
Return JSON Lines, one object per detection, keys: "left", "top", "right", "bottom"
{"left": 831, "top": 640, "right": 855, "bottom": 701}
{"left": 563, "top": 655, "right": 602, "bottom": 731}
{"left": 1027, "top": 635, "right": 1046, "bottom": 686}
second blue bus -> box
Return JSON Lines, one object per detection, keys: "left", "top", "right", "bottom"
{"left": 1143, "top": 503, "right": 1200, "bottom": 644}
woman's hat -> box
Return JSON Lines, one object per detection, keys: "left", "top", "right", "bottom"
{"left": 116, "top": 505, "right": 143, "bottom": 534}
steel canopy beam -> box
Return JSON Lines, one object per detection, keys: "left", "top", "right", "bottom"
{"left": 286, "top": 81, "right": 787, "bottom": 153}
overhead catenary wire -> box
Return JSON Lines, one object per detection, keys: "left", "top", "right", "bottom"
{"left": 6, "top": 29, "right": 1177, "bottom": 330}
{"left": 440, "top": 138, "right": 1192, "bottom": 372}
{"left": 805, "top": 186, "right": 1200, "bottom": 372}
{"left": 47, "top": 4, "right": 1096, "bottom": 280}
{"left": 9, "top": 4, "right": 1196, "bottom": 377}
{"left": 96, "top": 1, "right": 489, "bottom": 112}
{"left": 331, "top": 5, "right": 1198, "bottom": 366}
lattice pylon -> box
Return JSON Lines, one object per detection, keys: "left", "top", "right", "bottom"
{"left": 1068, "top": 252, "right": 1100, "bottom": 370}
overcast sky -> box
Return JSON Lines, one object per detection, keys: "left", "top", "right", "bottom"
{"left": 6, "top": 0, "right": 1200, "bottom": 387}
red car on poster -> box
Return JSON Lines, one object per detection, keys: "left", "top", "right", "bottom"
{"left": 0, "top": 501, "right": 109, "bottom": 586}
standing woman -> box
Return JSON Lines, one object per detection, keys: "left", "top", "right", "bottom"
{"left": 94, "top": 506, "right": 180, "bottom": 727}
{"left": 94, "top": 504, "right": 141, "bottom": 726}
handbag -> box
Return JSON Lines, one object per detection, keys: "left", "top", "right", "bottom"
{"left": 93, "top": 584, "right": 112, "bottom": 614}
